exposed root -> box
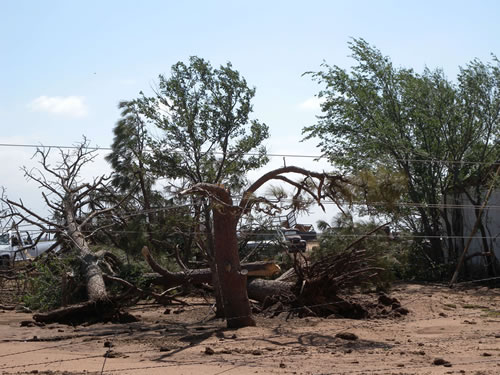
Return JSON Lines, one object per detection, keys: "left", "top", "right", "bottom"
{"left": 258, "top": 250, "right": 408, "bottom": 319}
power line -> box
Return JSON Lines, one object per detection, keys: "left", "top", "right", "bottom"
{"left": 8, "top": 194, "right": 500, "bottom": 225}
{"left": 5, "top": 198, "right": 500, "bottom": 239}
{"left": 237, "top": 198, "right": 500, "bottom": 210}
{"left": 0, "top": 143, "right": 108, "bottom": 151}
{"left": 0, "top": 142, "right": 320, "bottom": 159}
{"left": 1, "top": 142, "right": 499, "bottom": 165}
{"left": 8, "top": 225, "right": 500, "bottom": 241}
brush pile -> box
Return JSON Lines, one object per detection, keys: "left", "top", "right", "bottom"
{"left": 260, "top": 250, "right": 407, "bottom": 319}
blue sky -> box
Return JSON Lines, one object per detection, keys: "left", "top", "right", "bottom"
{"left": 1, "top": 0, "right": 499, "bottom": 222}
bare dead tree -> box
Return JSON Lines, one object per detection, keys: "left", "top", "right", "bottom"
{"left": 1, "top": 139, "right": 128, "bottom": 305}
{"left": 180, "top": 166, "right": 350, "bottom": 328}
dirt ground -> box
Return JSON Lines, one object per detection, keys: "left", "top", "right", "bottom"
{"left": 0, "top": 282, "right": 499, "bottom": 375}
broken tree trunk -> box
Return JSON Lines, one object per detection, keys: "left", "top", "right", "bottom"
{"left": 177, "top": 168, "right": 351, "bottom": 327}
{"left": 211, "top": 193, "right": 255, "bottom": 327}
{"left": 181, "top": 184, "right": 257, "bottom": 328}
{"left": 64, "top": 200, "right": 108, "bottom": 302}
{"left": 32, "top": 200, "right": 114, "bottom": 325}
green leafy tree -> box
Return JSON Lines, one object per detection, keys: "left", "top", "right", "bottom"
{"left": 143, "top": 56, "right": 269, "bottom": 190}
{"left": 106, "top": 101, "right": 154, "bottom": 210}
{"left": 105, "top": 101, "right": 157, "bottom": 249}
{"left": 304, "top": 39, "right": 500, "bottom": 274}
{"left": 121, "top": 57, "right": 270, "bottom": 314}
{"left": 146, "top": 57, "right": 269, "bottom": 261}
{"left": 106, "top": 102, "right": 196, "bottom": 260}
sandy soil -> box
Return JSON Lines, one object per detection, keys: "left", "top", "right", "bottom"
{"left": 0, "top": 282, "right": 499, "bottom": 375}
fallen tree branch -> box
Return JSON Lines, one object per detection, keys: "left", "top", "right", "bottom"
{"left": 141, "top": 246, "right": 280, "bottom": 287}
{"left": 33, "top": 300, "right": 138, "bottom": 325}
{"left": 103, "top": 274, "right": 188, "bottom": 306}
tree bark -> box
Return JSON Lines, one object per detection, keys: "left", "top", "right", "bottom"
{"left": 202, "top": 203, "right": 225, "bottom": 318}
{"left": 247, "top": 279, "right": 294, "bottom": 302}
{"left": 212, "top": 203, "right": 255, "bottom": 327}
{"left": 64, "top": 196, "right": 107, "bottom": 302}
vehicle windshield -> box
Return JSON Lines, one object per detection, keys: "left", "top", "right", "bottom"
{"left": 0, "top": 233, "right": 9, "bottom": 245}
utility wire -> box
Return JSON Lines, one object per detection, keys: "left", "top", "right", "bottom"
{"left": 1, "top": 142, "right": 499, "bottom": 165}
{"left": 9, "top": 226, "right": 500, "bottom": 241}
{"left": 7, "top": 197, "right": 500, "bottom": 224}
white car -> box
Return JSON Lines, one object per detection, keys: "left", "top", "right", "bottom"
{"left": 0, "top": 231, "right": 59, "bottom": 266}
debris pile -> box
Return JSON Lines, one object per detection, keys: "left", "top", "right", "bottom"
{"left": 258, "top": 250, "right": 409, "bottom": 319}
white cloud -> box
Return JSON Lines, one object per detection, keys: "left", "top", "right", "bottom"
{"left": 299, "top": 96, "right": 326, "bottom": 111}
{"left": 29, "top": 96, "right": 88, "bottom": 117}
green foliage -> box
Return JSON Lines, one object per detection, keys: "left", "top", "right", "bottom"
{"left": 105, "top": 99, "right": 195, "bottom": 258}
{"left": 140, "top": 56, "right": 270, "bottom": 190}
{"left": 314, "top": 214, "right": 459, "bottom": 282}
{"left": 311, "top": 214, "right": 411, "bottom": 286}
{"left": 390, "top": 240, "right": 455, "bottom": 281}
{"left": 304, "top": 38, "right": 500, "bottom": 266}
{"left": 105, "top": 100, "right": 153, "bottom": 194}
{"left": 23, "top": 253, "right": 84, "bottom": 311}
{"left": 116, "top": 261, "right": 152, "bottom": 290}
{"left": 107, "top": 56, "right": 271, "bottom": 263}
{"left": 353, "top": 166, "right": 408, "bottom": 214}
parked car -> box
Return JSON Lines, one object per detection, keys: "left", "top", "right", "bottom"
{"left": 239, "top": 227, "right": 307, "bottom": 259}
{"left": 282, "top": 229, "right": 307, "bottom": 253}
{"left": 0, "top": 231, "right": 59, "bottom": 267}
{"left": 288, "top": 225, "right": 317, "bottom": 242}
{"left": 239, "top": 229, "right": 286, "bottom": 260}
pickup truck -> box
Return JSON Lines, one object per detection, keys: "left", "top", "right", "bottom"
{"left": 0, "top": 231, "right": 59, "bottom": 267}
{"left": 240, "top": 228, "right": 306, "bottom": 259}
{"left": 282, "top": 229, "right": 307, "bottom": 253}
{"left": 284, "top": 226, "right": 317, "bottom": 242}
